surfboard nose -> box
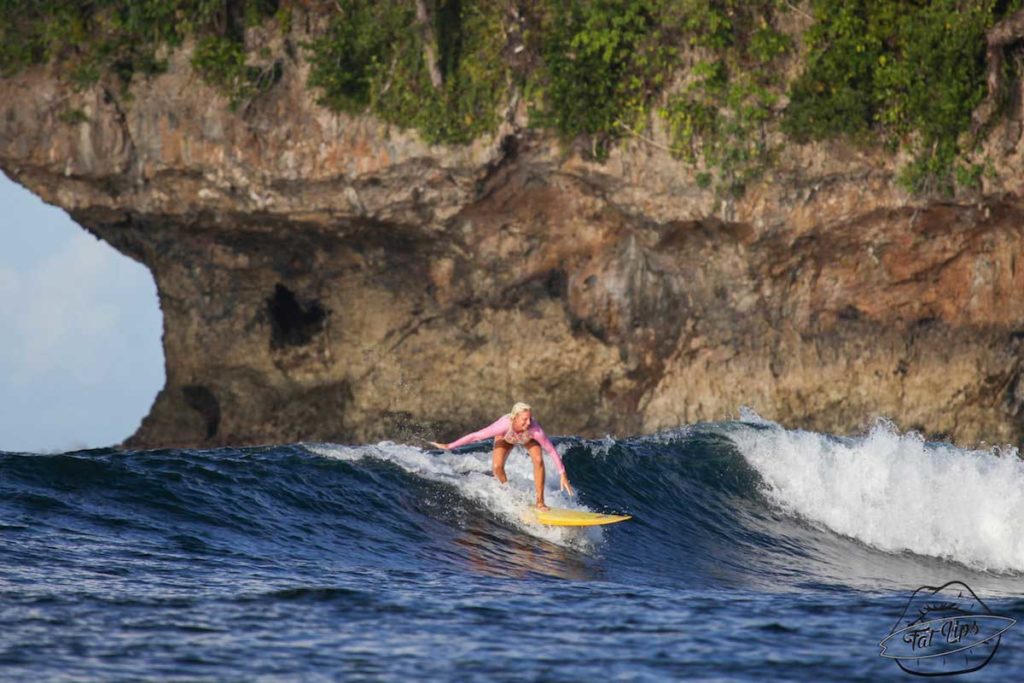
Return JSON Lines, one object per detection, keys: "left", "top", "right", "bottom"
{"left": 522, "top": 506, "right": 633, "bottom": 527}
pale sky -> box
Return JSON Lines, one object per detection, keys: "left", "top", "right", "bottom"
{"left": 0, "top": 172, "right": 164, "bottom": 453}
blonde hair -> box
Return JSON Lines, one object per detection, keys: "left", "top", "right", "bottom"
{"left": 509, "top": 402, "right": 532, "bottom": 419}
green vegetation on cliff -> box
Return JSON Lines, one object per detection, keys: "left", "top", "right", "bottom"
{"left": 2, "top": 1, "right": 1022, "bottom": 195}
{"left": 657, "top": 2, "right": 790, "bottom": 196}
{"left": 784, "top": 0, "right": 1021, "bottom": 194}
{"left": 524, "top": 0, "right": 790, "bottom": 195}
{"left": 528, "top": 0, "right": 679, "bottom": 157}
{"left": 0, "top": 0, "right": 187, "bottom": 86}
{"left": 0, "top": 0, "right": 283, "bottom": 107}
{"left": 305, "top": 0, "right": 507, "bottom": 145}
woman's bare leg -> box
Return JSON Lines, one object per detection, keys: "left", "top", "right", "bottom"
{"left": 492, "top": 437, "right": 512, "bottom": 484}
{"left": 527, "top": 441, "right": 547, "bottom": 509}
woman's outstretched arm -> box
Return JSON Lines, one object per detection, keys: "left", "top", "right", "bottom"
{"left": 431, "top": 415, "right": 510, "bottom": 450}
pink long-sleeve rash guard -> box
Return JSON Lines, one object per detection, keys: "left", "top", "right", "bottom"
{"left": 446, "top": 415, "right": 566, "bottom": 475}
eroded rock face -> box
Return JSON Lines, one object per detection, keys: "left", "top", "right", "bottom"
{"left": 4, "top": 20, "right": 1024, "bottom": 448}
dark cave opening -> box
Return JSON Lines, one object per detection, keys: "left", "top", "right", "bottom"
{"left": 182, "top": 384, "right": 221, "bottom": 440}
{"left": 266, "top": 283, "right": 327, "bottom": 348}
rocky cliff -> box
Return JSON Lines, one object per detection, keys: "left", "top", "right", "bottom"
{"left": 4, "top": 3, "right": 1024, "bottom": 448}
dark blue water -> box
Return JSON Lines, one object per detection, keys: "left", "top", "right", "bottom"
{"left": 3, "top": 418, "right": 1023, "bottom": 681}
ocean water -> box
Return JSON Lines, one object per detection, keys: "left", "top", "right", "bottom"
{"left": 2, "top": 412, "right": 1023, "bottom": 681}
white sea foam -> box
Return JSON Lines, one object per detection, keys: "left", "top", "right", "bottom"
{"left": 730, "top": 412, "right": 1024, "bottom": 573}
{"left": 305, "top": 441, "right": 600, "bottom": 548}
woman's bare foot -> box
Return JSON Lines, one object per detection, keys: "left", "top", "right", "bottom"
{"left": 535, "top": 502, "right": 550, "bottom": 511}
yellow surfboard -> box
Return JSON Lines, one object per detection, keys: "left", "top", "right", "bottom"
{"left": 523, "top": 507, "right": 632, "bottom": 527}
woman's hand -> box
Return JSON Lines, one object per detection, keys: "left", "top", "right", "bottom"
{"left": 560, "top": 473, "right": 574, "bottom": 496}
{"left": 428, "top": 441, "right": 449, "bottom": 450}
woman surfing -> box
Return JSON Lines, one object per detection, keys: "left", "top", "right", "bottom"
{"left": 430, "top": 402, "right": 573, "bottom": 510}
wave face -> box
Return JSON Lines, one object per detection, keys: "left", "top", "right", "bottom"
{"left": 4, "top": 417, "right": 1024, "bottom": 680}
